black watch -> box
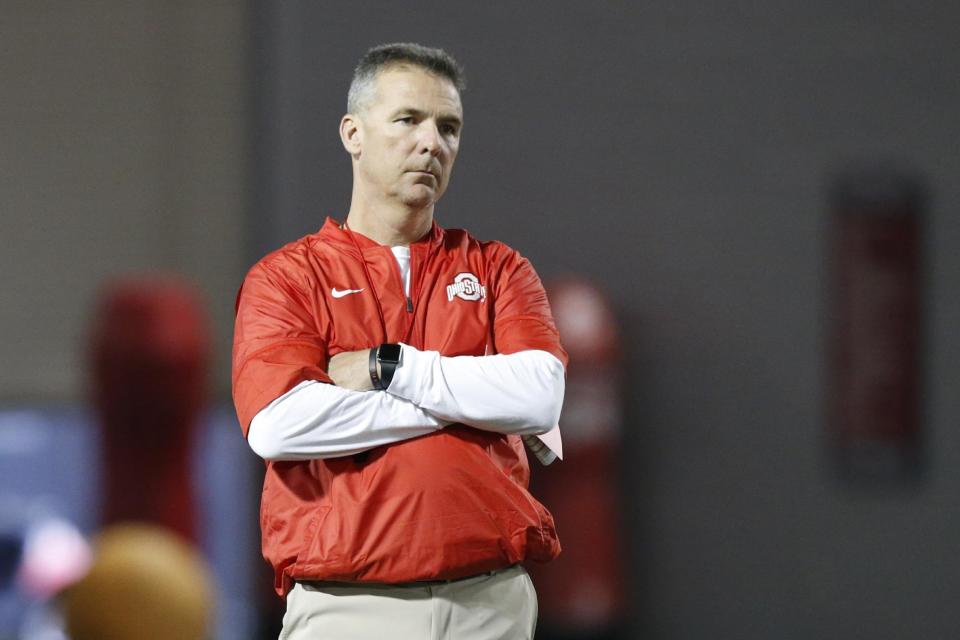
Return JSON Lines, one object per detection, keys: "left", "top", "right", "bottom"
{"left": 369, "top": 343, "right": 402, "bottom": 390}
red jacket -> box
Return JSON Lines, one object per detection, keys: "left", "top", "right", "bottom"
{"left": 232, "top": 218, "right": 566, "bottom": 596}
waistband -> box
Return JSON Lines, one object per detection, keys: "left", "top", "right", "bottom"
{"left": 297, "top": 564, "right": 521, "bottom": 590}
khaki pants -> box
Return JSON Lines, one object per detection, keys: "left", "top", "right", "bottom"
{"left": 280, "top": 565, "right": 537, "bottom": 640}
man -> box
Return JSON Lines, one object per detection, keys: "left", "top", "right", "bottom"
{"left": 232, "top": 43, "right": 566, "bottom": 640}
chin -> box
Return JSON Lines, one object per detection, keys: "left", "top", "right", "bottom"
{"left": 401, "top": 187, "right": 440, "bottom": 209}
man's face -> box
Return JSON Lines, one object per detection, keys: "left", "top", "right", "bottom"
{"left": 354, "top": 66, "right": 463, "bottom": 209}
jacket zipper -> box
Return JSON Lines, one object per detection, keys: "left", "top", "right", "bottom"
{"left": 386, "top": 245, "right": 416, "bottom": 314}
{"left": 406, "top": 245, "right": 417, "bottom": 313}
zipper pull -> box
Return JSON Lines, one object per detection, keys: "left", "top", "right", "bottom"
{"left": 406, "top": 296, "right": 413, "bottom": 313}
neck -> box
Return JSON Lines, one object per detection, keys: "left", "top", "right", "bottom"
{"left": 345, "top": 188, "right": 434, "bottom": 246}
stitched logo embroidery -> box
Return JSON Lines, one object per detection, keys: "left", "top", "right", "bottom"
{"left": 446, "top": 273, "right": 486, "bottom": 302}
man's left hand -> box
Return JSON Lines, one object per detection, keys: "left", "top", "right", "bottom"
{"left": 328, "top": 349, "right": 375, "bottom": 391}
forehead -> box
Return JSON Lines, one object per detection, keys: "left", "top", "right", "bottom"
{"left": 370, "top": 66, "right": 463, "bottom": 116}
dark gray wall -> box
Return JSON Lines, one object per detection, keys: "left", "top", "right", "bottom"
{"left": 1, "top": 2, "right": 248, "bottom": 401}
{"left": 252, "top": 2, "right": 960, "bottom": 637}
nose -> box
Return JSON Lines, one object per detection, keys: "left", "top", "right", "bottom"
{"left": 418, "top": 122, "right": 442, "bottom": 157}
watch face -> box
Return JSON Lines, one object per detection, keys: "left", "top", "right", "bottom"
{"left": 378, "top": 343, "right": 402, "bottom": 363}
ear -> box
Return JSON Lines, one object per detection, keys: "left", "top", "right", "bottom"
{"left": 340, "top": 114, "right": 362, "bottom": 157}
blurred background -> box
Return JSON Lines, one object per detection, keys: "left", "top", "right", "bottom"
{"left": 2, "top": 1, "right": 959, "bottom": 638}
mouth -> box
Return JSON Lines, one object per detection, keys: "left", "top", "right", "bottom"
{"left": 409, "top": 169, "right": 439, "bottom": 179}
{"left": 409, "top": 172, "right": 438, "bottom": 188}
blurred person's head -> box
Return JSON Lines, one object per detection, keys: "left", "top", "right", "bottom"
{"left": 340, "top": 43, "right": 465, "bottom": 239}
{"left": 61, "top": 523, "right": 214, "bottom": 640}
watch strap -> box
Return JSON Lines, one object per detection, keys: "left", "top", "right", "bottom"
{"left": 368, "top": 346, "right": 384, "bottom": 390}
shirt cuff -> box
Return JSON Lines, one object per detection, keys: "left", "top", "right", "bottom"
{"left": 387, "top": 343, "right": 434, "bottom": 405}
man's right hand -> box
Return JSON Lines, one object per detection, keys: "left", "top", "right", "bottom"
{"left": 327, "top": 349, "right": 376, "bottom": 392}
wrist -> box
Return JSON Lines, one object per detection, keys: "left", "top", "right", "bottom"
{"left": 369, "top": 343, "right": 402, "bottom": 390}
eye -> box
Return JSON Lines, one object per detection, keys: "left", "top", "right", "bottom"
{"left": 395, "top": 116, "right": 415, "bottom": 125}
{"left": 440, "top": 123, "right": 459, "bottom": 136}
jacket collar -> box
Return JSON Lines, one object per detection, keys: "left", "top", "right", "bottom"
{"left": 317, "top": 216, "right": 444, "bottom": 256}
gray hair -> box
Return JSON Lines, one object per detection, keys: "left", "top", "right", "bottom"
{"left": 347, "top": 42, "right": 466, "bottom": 114}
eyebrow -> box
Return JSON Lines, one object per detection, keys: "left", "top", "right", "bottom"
{"left": 390, "top": 107, "right": 463, "bottom": 128}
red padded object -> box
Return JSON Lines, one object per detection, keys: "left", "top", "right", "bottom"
{"left": 529, "top": 277, "right": 626, "bottom": 632}
{"left": 90, "top": 276, "right": 209, "bottom": 541}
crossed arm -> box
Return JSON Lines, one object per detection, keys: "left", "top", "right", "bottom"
{"left": 246, "top": 343, "right": 565, "bottom": 461}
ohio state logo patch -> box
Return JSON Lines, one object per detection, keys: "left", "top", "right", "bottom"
{"left": 446, "top": 272, "right": 486, "bottom": 302}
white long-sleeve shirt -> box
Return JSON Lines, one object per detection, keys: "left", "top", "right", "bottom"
{"left": 247, "top": 345, "right": 564, "bottom": 461}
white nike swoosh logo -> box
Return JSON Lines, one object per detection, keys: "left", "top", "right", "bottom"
{"left": 331, "top": 287, "right": 365, "bottom": 298}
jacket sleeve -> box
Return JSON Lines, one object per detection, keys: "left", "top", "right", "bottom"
{"left": 231, "top": 261, "right": 332, "bottom": 437}
{"left": 489, "top": 246, "right": 568, "bottom": 367}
